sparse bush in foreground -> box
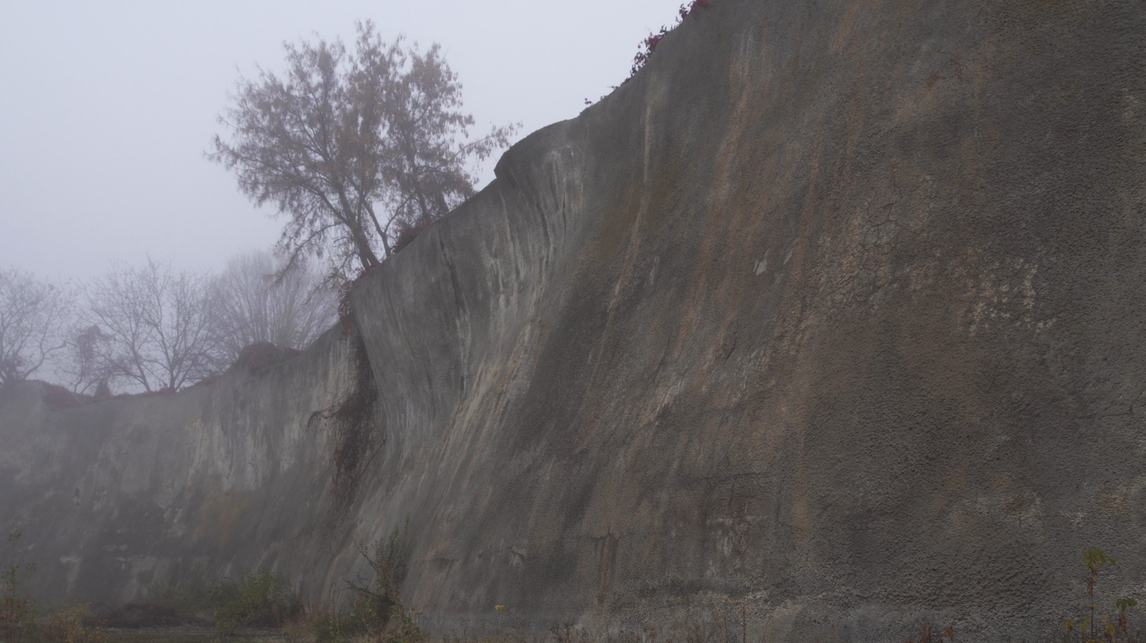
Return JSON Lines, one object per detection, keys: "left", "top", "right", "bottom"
{"left": 40, "top": 604, "right": 107, "bottom": 643}
{"left": 1058, "top": 548, "right": 1140, "bottom": 643}
{"left": 2, "top": 532, "right": 108, "bottom": 643}
{"left": 209, "top": 567, "right": 299, "bottom": 634}
{"left": 312, "top": 521, "right": 422, "bottom": 642}
{"left": 1, "top": 532, "right": 38, "bottom": 641}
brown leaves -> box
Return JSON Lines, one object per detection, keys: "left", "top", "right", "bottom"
{"left": 210, "top": 20, "right": 517, "bottom": 280}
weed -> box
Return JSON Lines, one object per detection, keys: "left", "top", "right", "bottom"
{"left": 1, "top": 533, "right": 110, "bottom": 643}
{"left": 340, "top": 522, "right": 410, "bottom": 635}
{"left": 1060, "top": 547, "right": 1139, "bottom": 643}
{"left": 378, "top": 605, "right": 429, "bottom": 643}
{"left": 208, "top": 567, "right": 299, "bottom": 634}
{"left": 312, "top": 520, "right": 425, "bottom": 642}
{"left": 905, "top": 624, "right": 954, "bottom": 643}
{"left": 898, "top": 545, "right": 1141, "bottom": 642}
{"left": 355, "top": 521, "right": 412, "bottom": 619}
{"left": 1, "top": 531, "right": 38, "bottom": 641}
{"left": 41, "top": 603, "right": 108, "bottom": 643}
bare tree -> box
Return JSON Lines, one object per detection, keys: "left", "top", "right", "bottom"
{"left": 0, "top": 269, "right": 73, "bottom": 389}
{"left": 57, "top": 323, "right": 116, "bottom": 395}
{"left": 210, "top": 20, "right": 516, "bottom": 279}
{"left": 212, "top": 250, "right": 337, "bottom": 360}
{"left": 86, "top": 259, "right": 227, "bottom": 392}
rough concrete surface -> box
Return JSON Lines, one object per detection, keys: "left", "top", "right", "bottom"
{"left": 3, "top": 0, "right": 1146, "bottom": 640}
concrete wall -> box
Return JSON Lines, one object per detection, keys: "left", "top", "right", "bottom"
{"left": 3, "top": 1, "right": 1146, "bottom": 640}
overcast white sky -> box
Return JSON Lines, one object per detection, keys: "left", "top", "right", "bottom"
{"left": 0, "top": 1, "right": 683, "bottom": 281}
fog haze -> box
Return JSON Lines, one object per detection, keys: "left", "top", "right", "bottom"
{"left": 1, "top": 1, "right": 681, "bottom": 280}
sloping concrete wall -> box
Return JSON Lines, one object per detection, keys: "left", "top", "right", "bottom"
{"left": 0, "top": 332, "right": 359, "bottom": 602}
{"left": 3, "top": 0, "right": 1146, "bottom": 640}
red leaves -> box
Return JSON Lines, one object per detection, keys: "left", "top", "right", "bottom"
{"left": 41, "top": 382, "right": 81, "bottom": 411}
{"left": 627, "top": 27, "right": 670, "bottom": 79}
{"left": 233, "top": 342, "right": 301, "bottom": 372}
{"left": 679, "top": 0, "right": 711, "bottom": 20}
{"left": 392, "top": 220, "right": 431, "bottom": 254}
{"left": 623, "top": 0, "right": 713, "bottom": 83}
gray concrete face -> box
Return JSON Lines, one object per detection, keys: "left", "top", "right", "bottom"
{"left": 3, "top": 1, "right": 1146, "bottom": 640}
{"left": 0, "top": 333, "right": 359, "bottom": 604}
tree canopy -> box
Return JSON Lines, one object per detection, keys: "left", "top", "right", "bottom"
{"left": 0, "top": 269, "right": 72, "bottom": 389}
{"left": 210, "top": 21, "right": 516, "bottom": 279}
{"left": 212, "top": 250, "right": 336, "bottom": 360}
{"left": 85, "top": 259, "right": 227, "bottom": 393}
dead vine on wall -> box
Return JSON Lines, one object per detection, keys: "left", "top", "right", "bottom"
{"left": 310, "top": 333, "right": 381, "bottom": 522}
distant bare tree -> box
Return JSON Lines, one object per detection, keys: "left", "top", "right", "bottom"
{"left": 212, "top": 250, "right": 337, "bottom": 360}
{"left": 210, "top": 20, "right": 516, "bottom": 279}
{"left": 57, "top": 323, "right": 116, "bottom": 395}
{"left": 0, "top": 269, "right": 73, "bottom": 389}
{"left": 86, "top": 259, "right": 227, "bottom": 392}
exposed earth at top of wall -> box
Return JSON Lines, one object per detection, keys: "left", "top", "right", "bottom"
{"left": 3, "top": 1, "right": 1146, "bottom": 641}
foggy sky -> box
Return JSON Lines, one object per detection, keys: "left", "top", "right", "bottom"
{"left": 1, "top": 0, "right": 684, "bottom": 281}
